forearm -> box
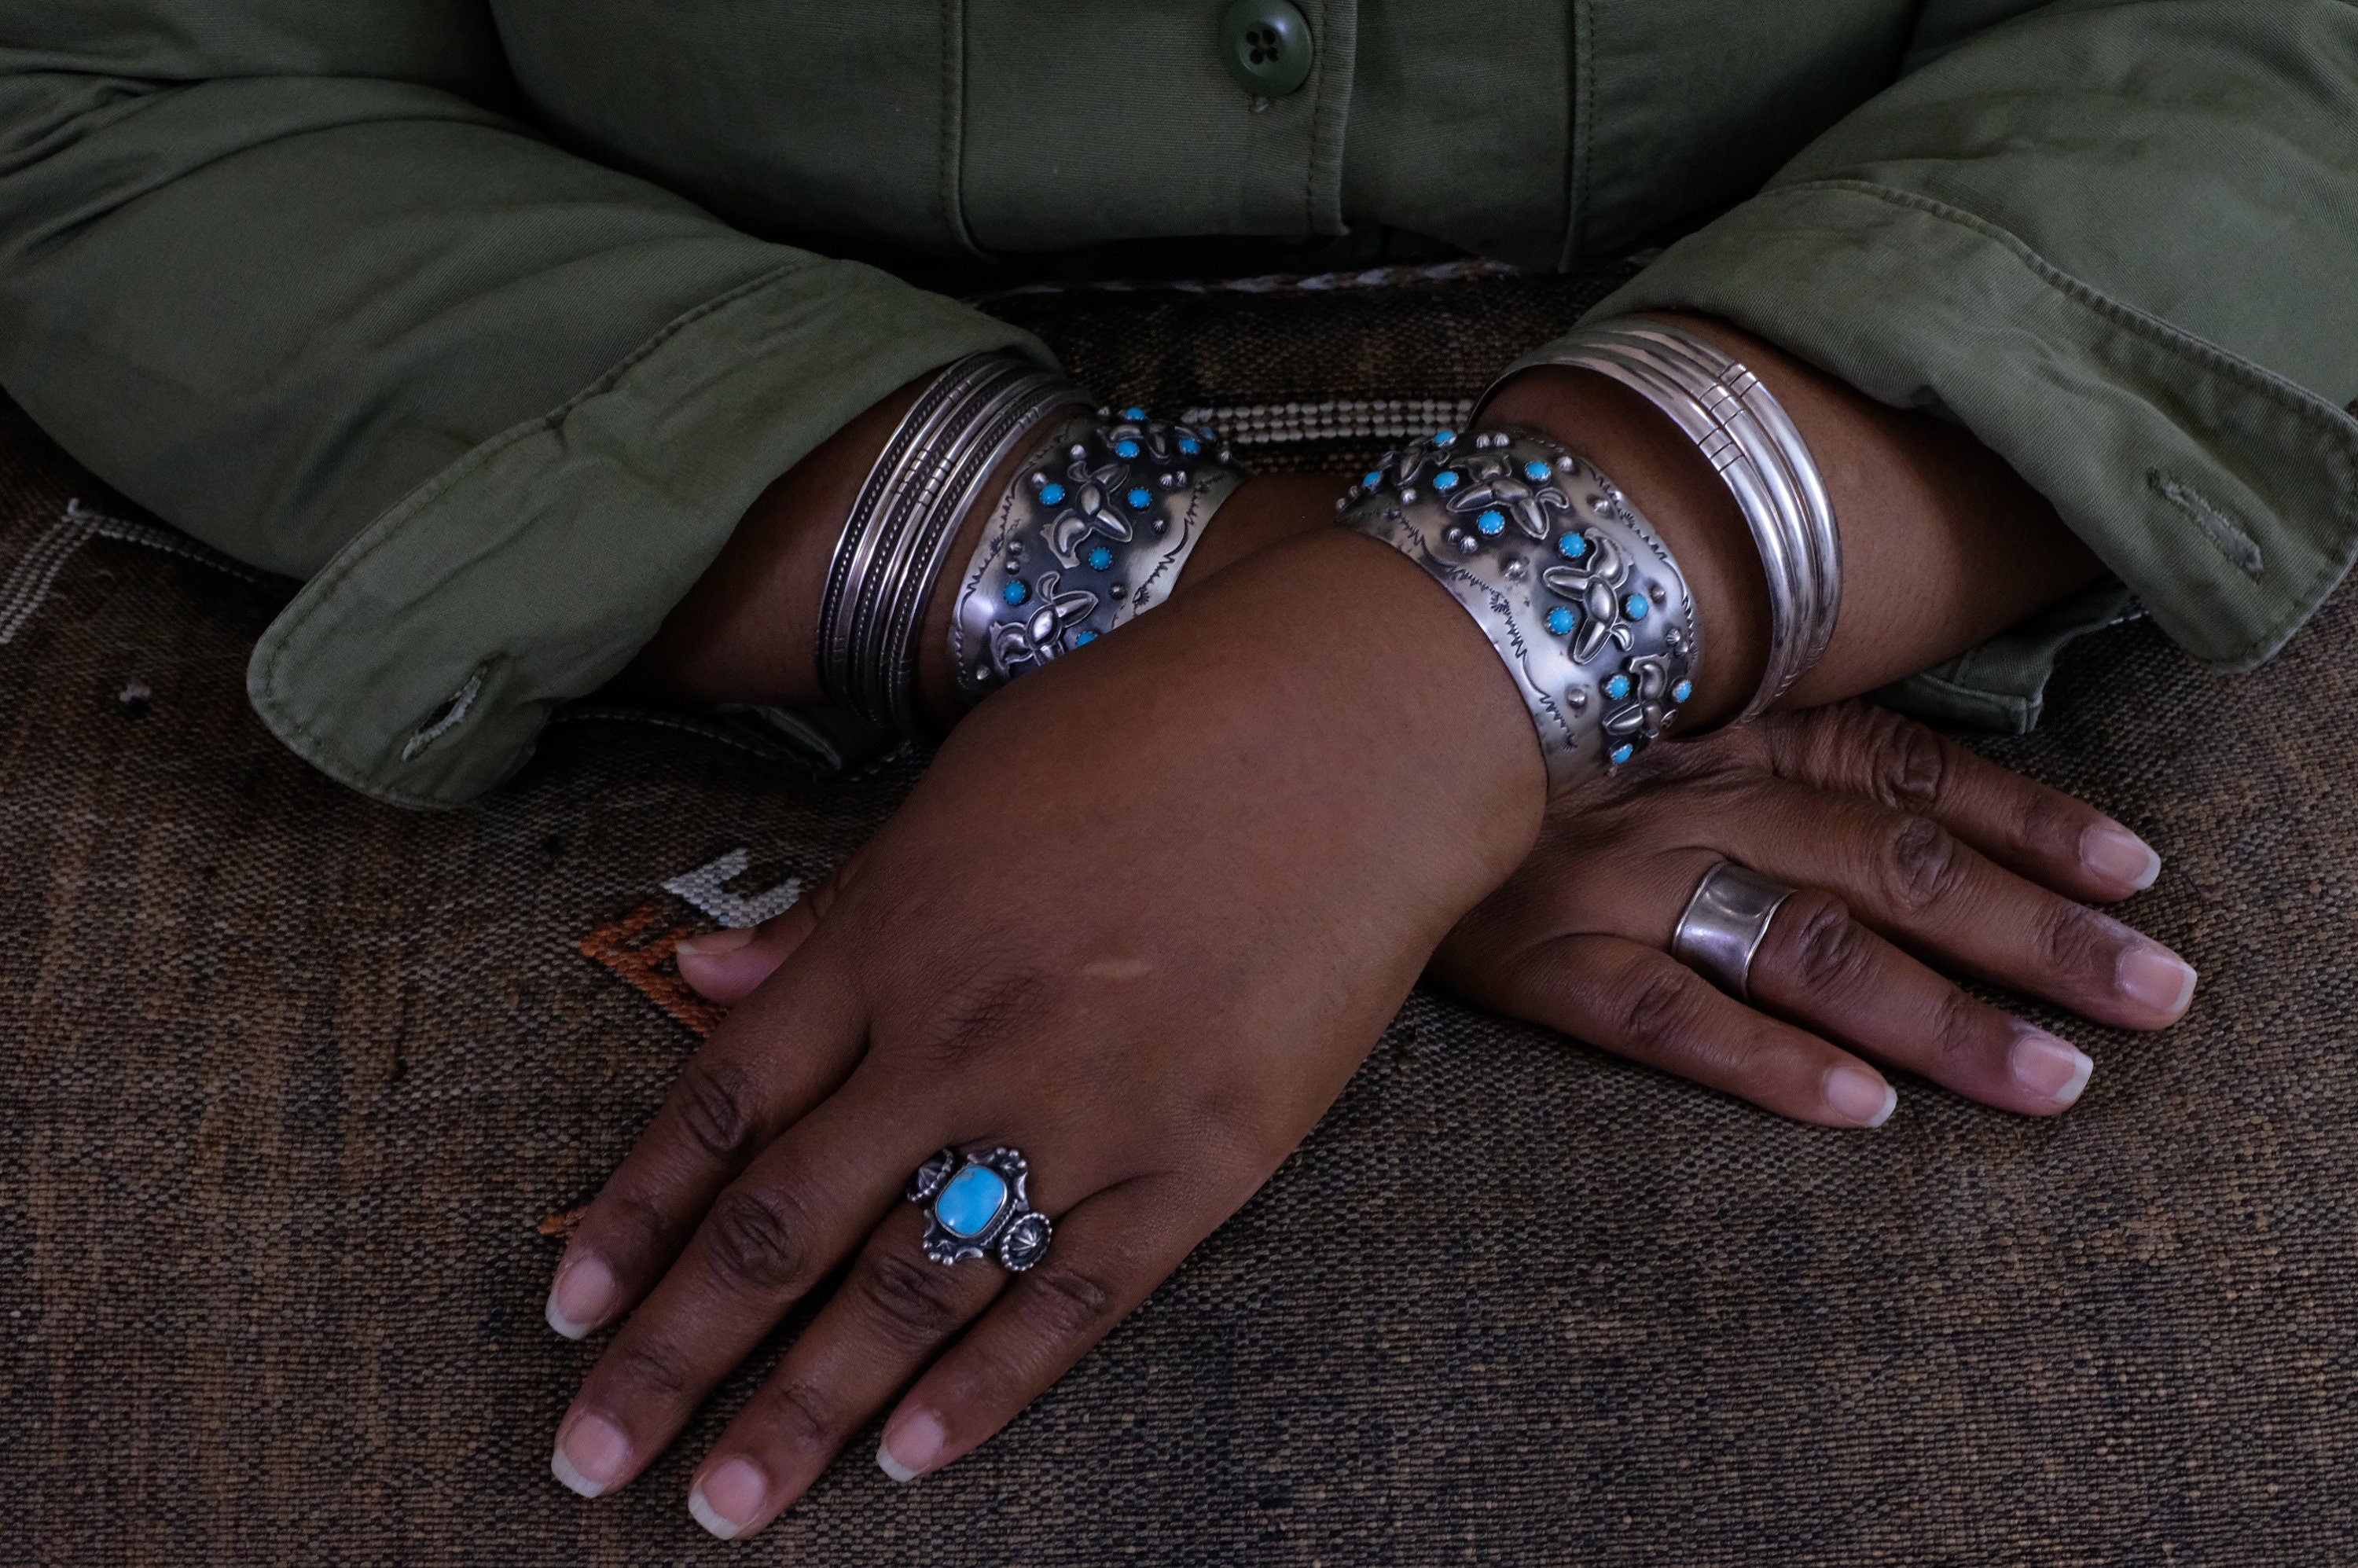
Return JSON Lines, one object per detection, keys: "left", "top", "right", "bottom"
{"left": 624, "top": 312, "right": 2105, "bottom": 764}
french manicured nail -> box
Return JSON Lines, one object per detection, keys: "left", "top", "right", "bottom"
{"left": 2010, "top": 1027, "right": 2094, "bottom": 1107}
{"left": 551, "top": 1412, "right": 631, "bottom": 1499}
{"left": 1824, "top": 1064, "right": 1897, "bottom": 1129}
{"left": 2081, "top": 822, "right": 2161, "bottom": 891}
{"left": 877, "top": 1411, "right": 947, "bottom": 1483}
{"left": 545, "top": 1254, "right": 615, "bottom": 1340}
{"left": 688, "top": 1457, "right": 769, "bottom": 1540}
{"left": 2117, "top": 944, "right": 2197, "bottom": 1017}
{"left": 676, "top": 926, "right": 758, "bottom": 959}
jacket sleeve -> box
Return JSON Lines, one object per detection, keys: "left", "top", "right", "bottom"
{"left": 1520, "top": 0, "right": 2358, "bottom": 731}
{"left": 0, "top": 1, "right": 1045, "bottom": 805}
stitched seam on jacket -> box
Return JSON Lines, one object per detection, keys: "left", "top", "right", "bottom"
{"left": 1559, "top": 0, "right": 1595, "bottom": 270}
{"left": 938, "top": 0, "right": 986, "bottom": 259}
{"left": 247, "top": 257, "right": 832, "bottom": 776}
{"left": 1757, "top": 177, "right": 2358, "bottom": 670}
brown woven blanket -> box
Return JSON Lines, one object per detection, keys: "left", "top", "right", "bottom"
{"left": 2, "top": 267, "right": 2351, "bottom": 1566}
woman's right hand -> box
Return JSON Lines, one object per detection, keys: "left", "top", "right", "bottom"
{"left": 1430, "top": 700, "right": 2194, "bottom": 1126}
{"left": 545, "top": 527, "right": 1553, "bottom": 1536}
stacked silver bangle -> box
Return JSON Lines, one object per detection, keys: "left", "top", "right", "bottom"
{"left": 1335, "top": 428, "right": 1700, "bottom": 791}
{"left": 1498, "top": 318, "right": 1841, "bottom": 718}
{"left": 947, "top": 407, "right": 1245, "bottom": 703}
{"left": 817, "top": 352, "right": 1091, "bottom": 733}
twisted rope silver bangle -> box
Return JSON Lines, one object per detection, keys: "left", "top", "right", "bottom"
{"left": 1493, "top": 319, "right": 1840, "bottom": 720}
{"left": 817, "top": 352, "right": 1090, "bottom": 733}
{"left": 1335, "top": 427, "right": 1700, "bottom": 792}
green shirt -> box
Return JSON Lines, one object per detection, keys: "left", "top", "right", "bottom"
{"left": 5, "top": 0, "right": 2354, "bottom": 805}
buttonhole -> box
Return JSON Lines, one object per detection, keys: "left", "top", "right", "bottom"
{"left": 401, "top": 666, "right": 487, "bottom": 762}
{"left": 2149, "top": 471, "right": 2263, "bottom": 578}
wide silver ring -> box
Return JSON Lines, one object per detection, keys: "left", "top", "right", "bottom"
{"left": 906, "top": 1146, "right": 1052, "bottom": 1271}
{"left": 1670, "top": 860, "right": 1797, "bottom": 1001}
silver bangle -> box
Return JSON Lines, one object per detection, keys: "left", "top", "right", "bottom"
{"left": 1491, "top": 319, "right": 1840, "bottom": 720}
{"left": 949, "top": 406, "right": 1246, "bottom": 703}
{"left": 1335, "top": 427, "right": 1700, "bottom": 792}
{"left": 817, "top": 353, "right": 1092, "bottom": 734}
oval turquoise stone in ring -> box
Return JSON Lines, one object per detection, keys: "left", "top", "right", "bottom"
{"left": 935, "top": 1165, "right": 1008, "bottom": 1238}
{"left": 905, "top": 1145, "right": 1055, "bottom": 1270}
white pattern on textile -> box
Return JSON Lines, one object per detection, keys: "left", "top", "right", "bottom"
{"left": 0, "top": 499, "right": 260, "bottom": 644}
{"left": 663, "top": 848, "right": 806, "bottom": 928}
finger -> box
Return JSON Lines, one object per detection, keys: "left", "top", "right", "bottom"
{"left": 1763, "top": 703, "right": 2162, "bottom": 902}
{"left": 675, "top": 850, "right": 865, "bottom": 1005}
{"left": 1727, "top": 782, "right": 2196, "bottom": 1030}
{"left": 545, "top": 953, "right": 865, "bottom": 1342}
{"left": 674, "top": 902, "right": 815, "bottom": 1005}
{"left": 872, "top": 1173, "right": 1203, "bottom": 1486}
{"left": 1746, "top": 888, "right": 2095, "bottom": 1117}
{"left": 550, "top": 1072, "right": 942, "bottom": 1500}
{"left": 683, "top": 1203, "right": 1010, "bottom": 1538}
{"left": 1480, "top": 931, "right": 1899, "bottom": 1129}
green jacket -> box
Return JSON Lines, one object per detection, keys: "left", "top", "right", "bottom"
{"left": 4, "top": 1, "right": 2354, "bottom": 806}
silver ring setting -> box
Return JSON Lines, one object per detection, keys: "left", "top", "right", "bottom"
{"left": 907, "top": 1146, "right": 1053, "bottom": 1271}
{"left": 1671, "top": 860, "right": 1798, "bottom": 1000}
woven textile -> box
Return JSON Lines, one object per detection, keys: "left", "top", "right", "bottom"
{"left": 2, "top": 268, "right": 2352, "bottom": 1566}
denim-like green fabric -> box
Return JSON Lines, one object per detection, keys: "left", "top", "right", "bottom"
{"left": 2, "top": 0, "right": 2352, "bottom": 802}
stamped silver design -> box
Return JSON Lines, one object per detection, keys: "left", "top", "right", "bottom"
{"left": 908, "top": 1145, "right": 1055, "bottom": 1271}
{"left": 1336, "top": 428, "right": 1699, "bottom": 791}
{"left": 949, "top": 409, "right": 1247, "bottom": 703}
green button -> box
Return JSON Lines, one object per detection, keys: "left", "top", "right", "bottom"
{"left": 1218, "top": 0, "right": 1314, "bottom": 97}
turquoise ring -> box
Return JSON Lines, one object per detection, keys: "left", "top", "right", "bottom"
{"left": 907, "top": 1146, "right": 1053, "bottom": 1271}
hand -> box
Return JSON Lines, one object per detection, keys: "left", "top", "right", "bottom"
{"left": 543, "top": 530, "right": 1546, "bottom": 1537}
{"left": 1431, "top": 700, "right": 2192, "bottom": 1126}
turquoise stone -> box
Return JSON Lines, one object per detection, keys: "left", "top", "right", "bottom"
{"left": 935, "top": 1166, "right": 1008, "bottom": 1239}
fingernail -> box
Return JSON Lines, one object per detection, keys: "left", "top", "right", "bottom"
{"left": 2081, "top": 822, "right": 2161, "bottom": 892}
{"left": 688, "top": 1457, "right": 769, "bottom": 1540}
{"left": 2117, "top": 944, "right": 2197, "bottom": 1017}
{"left": 551, "top": 1412, "right": 631, "bottom": 1499}
{"left": 1824, "top": 1064, "right": 1897, "bottom": 1129}
{"left": 2010, "top": 1027, "right": 2094, "bottom": 1107}
{"left": 877, "top": 1410, "right": 947, "bottom": 1483}
{"left": 676, "top": 926, "right": 758, "bottom": 958}
{"left": 545, "top": 1254, "right": 615, "bottom": 1340}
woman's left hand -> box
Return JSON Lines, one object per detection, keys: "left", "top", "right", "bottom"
{"left": 1430, "top": 700, "right": 2193, "bottom": 1126}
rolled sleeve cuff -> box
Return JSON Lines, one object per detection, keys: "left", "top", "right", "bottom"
{"left": 245, "top": 259, "right": 1045, "bottom": 807}
{"left": 1518, "top": 178, "right": 2358, "bottom": 712}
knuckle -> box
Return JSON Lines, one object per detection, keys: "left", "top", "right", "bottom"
{"left": 1616, "top": 965, "right": 1711, "bottom": 1052}
{"left": 758, "top": 1377, "right": 836, "bottom": 1451}
{"left": 1869, "top": 712, "right": 1950, "bottom": 812}
{"left": 2036, "top": 899, "right": 2121, "bottom": 979}
{"left": 670, "top": 1056, "right": 765, "bottom": 1165}
{"left": 612, "top": 1332, "right": 695, "bottom": 1399}
{"left": 1876, "top": 815, "right": 1969, "bottom": 913}
{"left": 1022, "top": 1259, "right": 1121, "bottom": 1342}
{"left": 702, "top": 1185, "right": 813, "bottom": 1294}
{"left": 1924, "top": 985, "right": 1993, "bottom": 1075}
{"left": 857, "top": 1250, "right": 973, "bottom": 1348}
{"left": 1776, "top": 890, "right": 1873, "bottom": 996}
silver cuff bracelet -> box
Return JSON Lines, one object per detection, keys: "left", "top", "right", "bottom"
{"left": 948, "top": 406, "right": 1246, "bottom": 704}
{"left": 1335, "top": 428, "right": 1699, "bottom": 792}
{"left": 1493, "top": 318, "right": 1840, "bottom": 721}
{"left": 817, "top": 352, "right": 1092, "bottom": 734}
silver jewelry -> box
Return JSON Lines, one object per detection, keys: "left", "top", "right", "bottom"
{"left": 1335, "top": 428, "right": 1700, "bottom": 791}
{"left": 949, "top": 407, "right": 1246, "bottom": 703}
{"left": 907, "top": 1146, "right": 1053, "bottom": 1270}
{"left": 1493, "top": 319, "right": 1840, "bottom": 720}
{"left": 1671, "top": 859, "right": 1797, "bottom": 1000}
{"left": 818, "top": 353, "right": 1092, "bottom": 734}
